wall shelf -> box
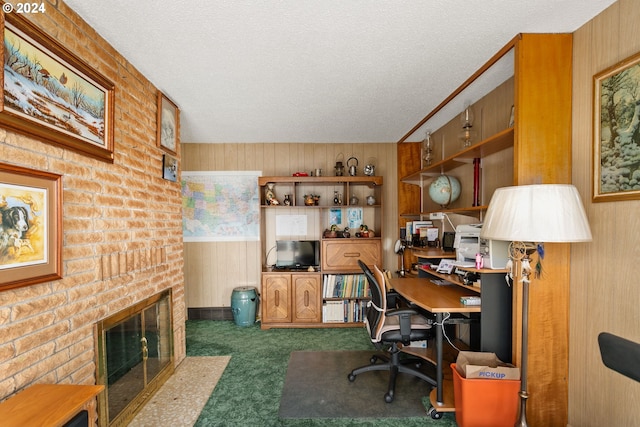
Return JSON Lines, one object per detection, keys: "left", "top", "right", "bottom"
{"left": 400, "top": 127, "right": 514, "bottom": 186}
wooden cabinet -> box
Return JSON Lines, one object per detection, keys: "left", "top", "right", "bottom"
{"left": 261, "top": 272, "right": 322, "bottom": 326}
{"left": 292, "top": 274, "right": 322, "bottom": 323}
{"left": 259, "top": 175, "right": 383, "bottom": 328}
{"left": 262, "top": 273, "right": 291, "bottom": 324}
{"left": 321, "top": 239, "right": 381, "bottom": 272}
{"left": 397, "top": 33, "right": 573, "bottom": 426}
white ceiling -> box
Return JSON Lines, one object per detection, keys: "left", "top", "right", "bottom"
{"left": 64, "top": 0, "right": 615, "bottom": 144}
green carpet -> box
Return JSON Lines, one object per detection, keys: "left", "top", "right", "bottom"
{"left": 186, "top": 320, "right": 457, "bottom": 426}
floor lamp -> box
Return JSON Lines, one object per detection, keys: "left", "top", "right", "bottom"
{"left": 479, "top": 184, "right": 592, "bottom": 427}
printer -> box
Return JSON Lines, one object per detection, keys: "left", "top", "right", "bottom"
{"left": 479, "top": 237, "right": 510, "bottom": 269}
{"left": 453, "top": 224, "right": 481, "bottom": 264}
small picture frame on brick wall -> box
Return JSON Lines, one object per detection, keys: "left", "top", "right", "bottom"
{"left": 162, "top": 154, "right": 178, "bottom": 182}
{"left": 157, "top": 91, "right": 179, "bottom": 155}
{"left": 0, "top": 163, "right": 63, "bottom": 291}
{"left": 0, "top": 12, "right": 115, "bottom": 162}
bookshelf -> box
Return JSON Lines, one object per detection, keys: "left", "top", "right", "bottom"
{"left": 322, "top": 273, "right": 370, "bottom": 323}
{"left": 259, "top": 175, "right": 383, "bottom": 329}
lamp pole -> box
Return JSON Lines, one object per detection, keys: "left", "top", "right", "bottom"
{"left": 515, "top": 271, "right": 530, "bottom": 427}
{"left": 509, "top": 242, "right": 533, "bottom": 427}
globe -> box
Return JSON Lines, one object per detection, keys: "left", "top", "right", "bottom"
{"left": 428, "top": 175, "right": 461, "bottom": 207}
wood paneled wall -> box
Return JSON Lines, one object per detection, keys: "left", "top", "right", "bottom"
{"left": 569, "top": 1, "right": 640, "bottom": 426}
{"left": 181, "top": 143, "right": 397, "bottom": 308}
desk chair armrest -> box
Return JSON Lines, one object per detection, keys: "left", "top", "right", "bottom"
{"left": 386, "top": 308, "right": 420, "bottom": 343}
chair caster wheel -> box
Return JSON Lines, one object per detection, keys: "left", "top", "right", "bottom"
{"left": 370, "top": 355, "right": 378, "bottom": 364}
{"left": 428, "top": 407, "right": 443, "bottom": 419}
{"left": 347, "top": 373, "right": 356, "bottom": 382}
{"left": 384, "top": 392, "right": 394, "bottom": 403}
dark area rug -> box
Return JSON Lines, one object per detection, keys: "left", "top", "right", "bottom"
{"left": 279, "top": 350, "right": 434, "bottom": 419}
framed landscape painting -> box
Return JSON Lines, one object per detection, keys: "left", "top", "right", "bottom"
{"left": 0, "top": 11, "right": 115, "bottom": 162}
{"left": 593, "top": 51, "right": 640, "bottom": 202}
{"left": 0, "top": 163, "right": 62, "bottom": 291}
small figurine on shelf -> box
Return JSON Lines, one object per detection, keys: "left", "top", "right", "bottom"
{"left": 324, "top": 224, "right": 339, "bottom": 238}
{"left": 342, "top": 227, "right": 351, "bottom": 238}
{"left": 333, "top": 190, "right": 342, "bottom": 205}
{"left": 283, "top": 194, "right": 292, "bottom": 206}
{"left": 359, "top": 224, "right": 369, "bottom": 238}
{"left": 304, "top": 194, "right": 320, "bottom": 206}
{"left": 265, "top": 183, "right": 279, "bottom": 205}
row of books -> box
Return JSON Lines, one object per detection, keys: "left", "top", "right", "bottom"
{"left": 322, "top": 299, "right": 368, "bottom": 323}
{"left": 322, "top": 274, "right": 371, "bottom": 298}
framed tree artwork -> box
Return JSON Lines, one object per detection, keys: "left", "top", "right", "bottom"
{"left": 0, "top": 163, "right": 63, "bottom": 290}
{"left": 0, "top": 9, "right": 115, "bottom": 162}
{"left": 157, "top": 91, "right": 179, "bottom": 155}
{"left": 593, "top": 51, "right": 640, "bottom": 202}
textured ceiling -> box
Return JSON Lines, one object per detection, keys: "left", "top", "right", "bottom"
{"left": 64, "top": 0, "right": 616, "bottom": 143}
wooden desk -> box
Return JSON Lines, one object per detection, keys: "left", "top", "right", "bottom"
{"left": 390, "top": 277, "right": 481, "bottom": 315}
{"left": 0, "top": 384, "right": 104, "bottom": 427}
{"left": 389, "top": 277, "right": 480, "bottom": 419}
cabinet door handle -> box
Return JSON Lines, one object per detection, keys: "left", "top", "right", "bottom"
{"left": 275, "top": 290, "right": 279, "bottom": 306}
{"left": 344, "top": 252, "right": 361, "bottom": 257}
{"left": 304, "top": 290, "right": 309, "bottom": 307}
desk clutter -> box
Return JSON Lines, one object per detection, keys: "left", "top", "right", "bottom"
{"left": 419, "top": 260, "right": 482, "bottom": 289}
{"left": 459, "top": 296, "right": 481, "bottom": 306}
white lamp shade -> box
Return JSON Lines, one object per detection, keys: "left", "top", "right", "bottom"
{"left": 480, "top": 184, "right": 592, "bottom": 243}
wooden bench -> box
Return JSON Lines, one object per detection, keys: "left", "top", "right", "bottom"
{"left": 0, "top": 384, "right": 104, "bottom": 427}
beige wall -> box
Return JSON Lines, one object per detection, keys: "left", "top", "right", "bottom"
{"left": 569, "top": 0, "right": 640, "bottom": 425}
{"left": 181, "top": 142, "right": 397, "bottom": 308}
{"left": 0, "top": 1, "right": 186, "bottom": 401}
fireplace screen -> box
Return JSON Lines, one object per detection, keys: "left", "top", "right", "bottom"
{"left": 96, "top": 290, "right": 174, "bottom": 427}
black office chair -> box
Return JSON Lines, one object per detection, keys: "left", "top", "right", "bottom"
{"left": 348, "top": 260, "right": 436, "bottom": 403}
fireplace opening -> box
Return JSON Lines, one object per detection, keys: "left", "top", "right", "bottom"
{"left": 95, "top": 290, "right": 174, "bottom": 427}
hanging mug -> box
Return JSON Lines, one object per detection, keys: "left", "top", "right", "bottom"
{"left": 347, "top": 157, "right": 358, "bottom": 176}
{"left": 364, "top": 164, "right": 375, "bottom": 176}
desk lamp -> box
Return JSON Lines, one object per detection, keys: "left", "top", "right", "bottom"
{"left": 480, "top": 184, "right": 592, "bottom": 427}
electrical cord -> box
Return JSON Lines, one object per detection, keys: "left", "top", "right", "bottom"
{"left": 441, "top": 213, "right": 457, "bottom": 232}
{"left": 433, "top": 312, "right": 461, "bottom": 352}
{"left": 264, "top": 245, "right": 276, "bottom": 267}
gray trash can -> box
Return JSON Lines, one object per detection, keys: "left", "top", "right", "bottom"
{"left": 231, "top": 286, "right": 258, "bottom": 327}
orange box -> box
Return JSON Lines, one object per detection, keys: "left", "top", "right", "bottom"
{"left": 451, "top": 363, "right": 521, "bottom": 427}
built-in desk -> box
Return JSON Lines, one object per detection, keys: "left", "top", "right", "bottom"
{"left": 414, "top": 264, "right": 512, "bottom": 361}
{"left": 389, "top": 274, "right": 511, "bottom": 419}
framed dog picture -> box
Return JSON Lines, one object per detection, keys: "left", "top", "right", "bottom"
{"left": 0, "top": 163, "right": 63, "bottom": 290}
{"left": 162, "top": 154, "right": 178, "bottom": 182}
